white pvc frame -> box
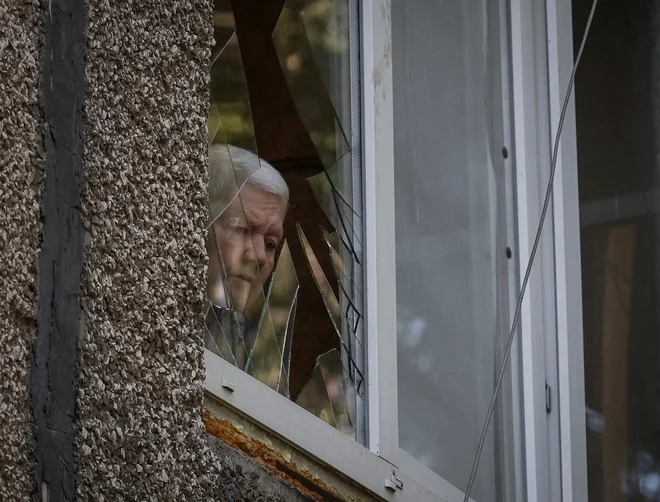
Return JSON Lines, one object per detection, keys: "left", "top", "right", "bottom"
{"left": 205, "top": 0, "right": 591, "bottom": 500}
{"left": 509, "top": 0, "right": 558, "bottom": 500}
{"left": 510, "top": 0, "right": 589, "bottom": 500}
{"left": 546, "top": 0, "right": 589, "bottom": 500}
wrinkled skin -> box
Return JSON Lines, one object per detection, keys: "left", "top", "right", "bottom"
{"left": 207, "top": 184, "right": 286, "bottom": 314}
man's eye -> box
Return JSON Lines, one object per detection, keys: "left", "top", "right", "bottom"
{"left": 266, "top": 241, "right": 277, "bottom": 251}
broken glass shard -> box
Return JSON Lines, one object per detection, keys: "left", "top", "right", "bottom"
{"left": 207, "top": 127, "right": 289, "bottom": 390}
{"left": 207, "top": 219, "right": 233, "bottom": 309}
{"left": 321, "top": 227, "right": 353, "bottom": 287}
{"left": 245, "top": 240, "right": 298, "bottom": 395}
{"left": 295, "top": 355, "right": 338, "bottom": 429}
{"left": 267, "top": 241, "right": 299, "bottom": 396}
{"left": 296, "top": 223, "right": 343, "bottom": 334}
{"left": 211, "top": 30, "right": 261, "bottom": 159}
{"left": 295, "top": 348, "right": 357, "bottom": 438}
{"left": 296, "top": 223, "right": 364, "bottom": 384}
{"left": 320, "top": 229, "right": 363, "bottom": 337}
{"left": 269, "top": 241, "right": 299, "bottom": 355}
{"left": 204, "top": 315, "right": 237, "bottom": 367}
{"left": 278, "top": 290, "right": 298, "bottom": 399}
{"left": 318, "top": 349, "right": 357, "bottom": 438}
{"left": 299, "top": 0, "right": 351, "bottom": 138}
{"left": 245, "top": 306, "right": 284, "bottom": 391}
{"left": 212, "top": 0, "right": 236, "bottom": 63}
{"left": 205, "top": 304, "right": 248, "bottom": 368}
{"left": 272, "top": 4, "right": 350, "bottom": 170}
{"left": 208, "top": 103, "right": 223, "bottom": 147}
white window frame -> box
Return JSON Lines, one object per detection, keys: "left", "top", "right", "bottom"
{"left": 508, "top": 0, "right": 591, "bottom": 500}
{"left": 205, "top": 0, "right": 590, "bottom": 500}
{"left": 546, "top": 0, "right": 589, "bottom": 501}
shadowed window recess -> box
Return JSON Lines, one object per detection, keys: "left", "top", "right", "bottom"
{"left": 205, "top": 0, "right": 364, "bottom": 442}
{"left": 573, "top": 0, "right": 660, "bottom": 500}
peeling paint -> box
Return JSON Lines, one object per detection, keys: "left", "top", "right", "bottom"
{"left": 204, "top": 411, "right": 364, "bottom": 502}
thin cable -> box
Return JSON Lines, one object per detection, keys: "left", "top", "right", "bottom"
{"left": 462, "top": 1, "right": 599, "bottom": 500}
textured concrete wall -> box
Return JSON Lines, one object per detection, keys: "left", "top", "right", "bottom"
{"left": 77, "top": 0, "right": 222, "bottom": 499}
{"left": 207, "top": 435, "right": 315, "bottom": 502}
{"left": 0, "top": 2, "right": 42, "bottom": 500}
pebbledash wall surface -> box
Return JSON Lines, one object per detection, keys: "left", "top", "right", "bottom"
{"left": 0, "top": 1, "right": 351, "bottom": 501}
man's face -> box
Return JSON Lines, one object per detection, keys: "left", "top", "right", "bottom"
{"left": 207, "top": 184, "right": 286, "bottom": 314}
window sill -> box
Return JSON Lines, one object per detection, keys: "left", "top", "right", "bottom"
{"left": 205, "top": 350, "right": 446, "bottom": 502}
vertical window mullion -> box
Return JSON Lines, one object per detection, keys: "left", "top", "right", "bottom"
{"left": 361, "top": 0, "right": 400, "bottom": 462}
{"left": 509, "top": 0, "right": 558, "bottom": 500}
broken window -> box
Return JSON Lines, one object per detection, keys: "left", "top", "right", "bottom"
{"left": 205, "top": 0, "right": 364, "bottom": 442}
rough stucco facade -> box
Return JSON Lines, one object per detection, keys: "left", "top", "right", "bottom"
{"left": 0, "top": 2, "right": 42, "bottom": 500}
{"left": 76, "top": 0, "right": 222, "bottom": 498}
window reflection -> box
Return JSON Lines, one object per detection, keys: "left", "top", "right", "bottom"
{"left": 392, "top": 0, "right": 516, "bottom": 499}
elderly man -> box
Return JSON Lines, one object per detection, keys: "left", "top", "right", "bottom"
{"left": 206, "top": 144, "right": 289, "bottom": 367}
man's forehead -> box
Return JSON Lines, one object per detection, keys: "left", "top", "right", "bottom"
{"left": 222, "top": 188, "right": 285, "bottom": 234}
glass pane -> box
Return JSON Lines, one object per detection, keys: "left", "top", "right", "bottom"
{"left": 573, "top": 1, "right": 660, "bottom": 500}
{"left": 392, "top": 0, "right": 515, "bottom": 499}
{"left": 206, "top": 0, "right": 365, "bottom": 442}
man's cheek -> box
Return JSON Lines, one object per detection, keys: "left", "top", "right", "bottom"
{"left": 262, "top": 259, "right": 274, "bottom": 278}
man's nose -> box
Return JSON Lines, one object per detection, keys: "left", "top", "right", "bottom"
{"left": 248, "top": 234, "right": 267, "bottom": 270}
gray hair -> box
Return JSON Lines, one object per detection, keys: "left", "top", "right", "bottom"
{"left": 209, "top": 144, "right": 289, "bottom": 223}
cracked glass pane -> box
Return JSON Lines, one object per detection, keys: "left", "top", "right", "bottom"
{"left": 281, "top": 0, "right": 352, "bottom": 140}
{"left": 272, "top": 4, "right": 350, "bottom": 170}
{"left": 207, "top": 0, "right": 364, "bottom": 443}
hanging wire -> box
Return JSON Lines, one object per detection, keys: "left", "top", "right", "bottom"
{"left": 462, "top": 1, "right": 600, "bottom": 500}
